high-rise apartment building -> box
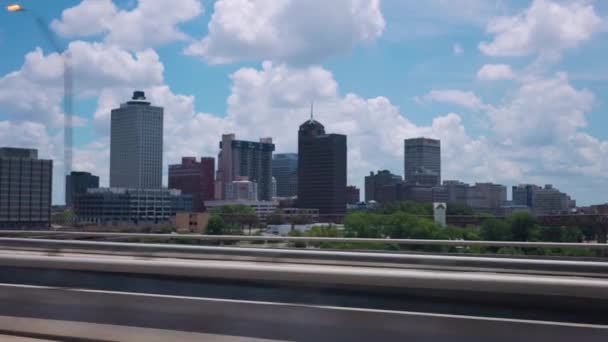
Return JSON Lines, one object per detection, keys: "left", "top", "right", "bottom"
{"left": 215, "top": 134, "right": 275, "bottom": 201}
{"left": 168, "top": 157, "right": 215, "bottom": 211}
{"left": 66, "top": 171, "right": 99, "bottom": 208}
{"left": 272, "top": 153, "right": 298, "bottom": 197}
{"left": 364, "top": 170, "right": 402, "bottom": 202}
{"left": 297, "top": 116, "right": 347, "bottom": 218}
{"left": 404, "top": 138, "right": 441, "bottom": 186}
{"left": 0, "top": 148, "right": 52, "bottom": 229}
{"left": 110, "top": 91, "right": 163, "bottom": 189}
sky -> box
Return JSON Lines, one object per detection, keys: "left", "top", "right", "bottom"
{"left": 1, "top": 0, "right": 608, "bottom": 206}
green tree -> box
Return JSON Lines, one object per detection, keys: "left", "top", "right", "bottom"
{"left": 480, "top": 219, "right": 512, "bottom": 241}
{"left": 373, "top": 201, "right": 432, "bottom": 216}
{"left": 446, "top": 202, "right": 474, "bottom": 216}
{"left": 287, "top": 210, "right": 313, "bottom": 231}
{"left": 212, "top": 205, "right": 257, "bottom": 231}
{"left": 207, "top": 215, "right": 226, "bottom": 235}
{"left": 537, "top": 226, "right": 564, "bottom": 242}
{"left": 266, "top": 209, "right": 285, "bottom": 225}
{"left": 508, "top": 212, "right": 537, "bottom": 241}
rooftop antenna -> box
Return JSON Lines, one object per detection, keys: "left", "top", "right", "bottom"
{"left": 309, "top": 101, "right": 314, "bottom": 121}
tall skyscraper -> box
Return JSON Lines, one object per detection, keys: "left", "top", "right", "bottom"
{"left": 66, "top": 171, "right": 99, "bottom": 208}
{"left": 110, "top": 91, "right": 163, "bottom": 189}
{"left": 215, "top": 134, "right": 275, "bottom": 200}
{"left": 272, "top": 153, "right": 298, "bottom": 197}
{"left": 168, "top": 157, "right": 215, "bottom": 211}
{"left": 404, "top": 138, "right": 441, "bottom": 186}
{"left": 0, "top": 148, "right": 52, "bottom": 229}
{"left": 297, "top": 111, "right": 347, "bottom": 218}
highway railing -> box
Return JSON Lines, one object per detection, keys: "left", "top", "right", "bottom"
{"left": 1, "top": 246, "right": 608, "bottom": 301}
{"left": 0, "top": 230, "right": 607, "bottom": 249}
{"left": 0, "top": 237, "right": 607, "bottom": 277}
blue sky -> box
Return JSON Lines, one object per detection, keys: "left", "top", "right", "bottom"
{"left": 1, "top": 0, "right": 607, "bottom": 205}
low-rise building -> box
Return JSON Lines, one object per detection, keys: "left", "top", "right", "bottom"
{"left": 173, "top": 212, "right": 210, "bottom": 233}
{"left": 74, "top": 188, "right": 192, "bottom": 225}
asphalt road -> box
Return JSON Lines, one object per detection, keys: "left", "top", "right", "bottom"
{"left": 0, "top": 283, "right": 606, "bottom": 342}
{"left": 1, "top": 246, "right": 608, "bottom": 341}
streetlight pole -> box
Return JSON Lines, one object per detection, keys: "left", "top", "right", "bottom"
{"left": 7, "top": 4, "right": 73, "bottom": 181}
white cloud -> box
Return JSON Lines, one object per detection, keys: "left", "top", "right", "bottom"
{"left": 419, "top": 90, "right": 485, "bottom": 110}
{"left": 51, "top": 0, "right": 203, "bottom": 51}
{"left": 0, "top": 41, "right": 164, "bottom": 126}
{"left": 185, "top": 0, "right": 385, "bottom": 64}
{"left": 479, "top": 0, "right": 603, "bottom": 57}
{"left": 487, "top": 72, "right": 594, "bottom": 146}
{"left": 50, "top": 0, "right": 117, "bottom": 38}
{"left": 453, "top": 43, "right": 464, "bottom": 55}
{"left": 477, "top": 63, "right": 516, "bottom": 81}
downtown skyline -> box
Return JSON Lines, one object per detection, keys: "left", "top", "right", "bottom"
{"left": 1, "top": 0, "right": 608, "bottom": 206}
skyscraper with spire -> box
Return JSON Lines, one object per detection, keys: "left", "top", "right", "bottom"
{"left": 297, "top": 104, "right": 347, "bottom": 219}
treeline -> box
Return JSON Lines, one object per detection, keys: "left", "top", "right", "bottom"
{"left": 289, "top": 202, "right": 601, "bottom": 257}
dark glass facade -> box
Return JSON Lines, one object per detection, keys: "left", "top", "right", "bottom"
{"left": 404, "top": 138, "right": 441, "bottom": 186}
{"left": 297, "top": 119, "right": 347, "bottom": 219}
{"left": 66, "top": 171, "right": 99, "bottom": 208}
{"left": 272, "top": 153, "right": 298, "bottom": 197}
{"left": 0, "top": 148, "right": 52, "bottom": 229}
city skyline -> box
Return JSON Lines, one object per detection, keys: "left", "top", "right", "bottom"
{"left": 1, "top": 1, "right": 608, "bottom": 206}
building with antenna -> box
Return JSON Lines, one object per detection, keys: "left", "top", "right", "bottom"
{"left": 297, "top": 104, "right": 347, "bottom": 220}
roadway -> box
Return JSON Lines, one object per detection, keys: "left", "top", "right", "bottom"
{"left": 0, "top": 283, "right": 606, "bottom": 341}
{"left": 0, "top": 238, "right": 607, "bottom": 340}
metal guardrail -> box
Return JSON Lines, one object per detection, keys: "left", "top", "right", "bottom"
{"left": 1, "top": 250, "right": 608, "bottom": 300}
{"left": 0, "top": 230, "right": 607, "bottom": 249}
{"left": 0, "top": 237, "right": 607, "bottom": 277}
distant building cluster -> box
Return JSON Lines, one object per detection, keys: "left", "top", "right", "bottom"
{"left": 1, "top": 90, "right": 597, "bottom": 230}
{"left": 365, "top": 138, "right": 576, "bottom": 216}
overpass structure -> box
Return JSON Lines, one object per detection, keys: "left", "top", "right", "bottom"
{"left": 0, "top": 235, "right": 606, "bottom": 340}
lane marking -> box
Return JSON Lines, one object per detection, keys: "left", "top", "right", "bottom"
{"left": 0, "top": 282, "right": 606, "bottom": 330}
